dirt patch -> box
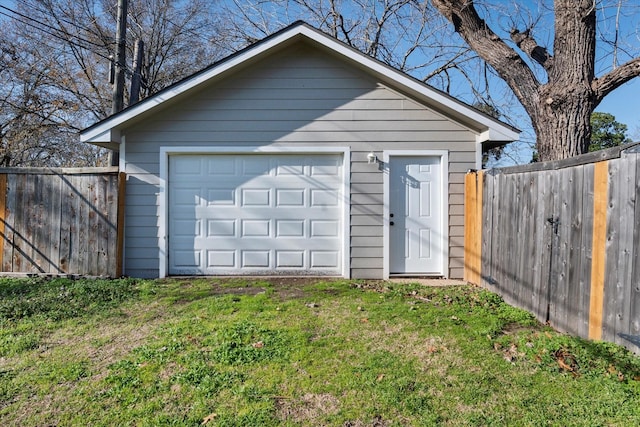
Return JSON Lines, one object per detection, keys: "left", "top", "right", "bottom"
{"left": 342, "top": 416, "right": 391, "bottom": 427}
{"left": 275, "top": 392, "right": 340, "bottom": 423}
{"left": 209, "top": 286, "right": 267, "bottom": 296}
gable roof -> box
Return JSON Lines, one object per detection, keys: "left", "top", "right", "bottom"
{"left": 81, "top": 21, "right": 519, "bottom": 148}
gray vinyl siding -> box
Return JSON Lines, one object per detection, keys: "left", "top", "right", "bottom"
{"left": 121, "top": 42, "right": 477, "bottom": 279}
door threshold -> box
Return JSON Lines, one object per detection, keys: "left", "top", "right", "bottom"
{"left": 389, "top": 274, "right": 445, "bottom": 279}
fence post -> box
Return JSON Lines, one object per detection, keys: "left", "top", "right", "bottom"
{"left": 464, "top": 170, "right": 483, "bottom": 284}
{"left": 589, "top": 161, "right": 608, "bottom": 340}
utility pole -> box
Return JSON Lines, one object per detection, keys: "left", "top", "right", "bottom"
{"left": 111, "top": 0, "right": 127, "bottom": 115}
{"left": 129, "top": 39, "right": 144, "bottom": 105}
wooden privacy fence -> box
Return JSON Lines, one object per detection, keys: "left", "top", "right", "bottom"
{"left": 465, "top": 142, "right": 640, "bottom": 354}
{"left": 0, "top": 167, "right": 125, "bottom": 277}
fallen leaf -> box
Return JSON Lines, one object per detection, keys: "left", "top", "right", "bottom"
{"left": 557, "top": 357, "right": 573, "bottom": 372}
{"left": 252, "top": 341, "right": 264, "bottom": 348}
{"left": 201, "top": 412, "right": 217, "bottom": 424}
{"left": 376, "top": 373, "right": 385, "bottom": 382}
{"left": 360, "top": 318, "right": 369, "bottom": 323}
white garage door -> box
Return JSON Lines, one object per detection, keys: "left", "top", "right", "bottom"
{"left": 168, "top": 154, "right": 344, "bottom": 275}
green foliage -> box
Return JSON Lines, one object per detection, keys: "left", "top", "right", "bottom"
{"left": 0, "top": 277, "right": 140, "bottom": 321}
{"left": 1, "top": 277, "right": 639, "bottom": 426}
{"left": 209, "top": 320, "right": 293, "bottom": 365}
{"left": 589, "top": 112, "right": 631, "bottom": 152}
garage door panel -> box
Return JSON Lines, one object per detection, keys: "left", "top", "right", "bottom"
{"left": 207, "top": 219, "right": 236, "bottom": 237}
{"left": 169, "top": 154, "right": 344, "bottom": 275}
{"left": 241, "top": 188, "right": 271, "bottom": 206}
{"left": 207, "top": 250, "right": 236, "bottom": 268}
{"left": 206, "top": 188, "right": 236, "bottom": 205}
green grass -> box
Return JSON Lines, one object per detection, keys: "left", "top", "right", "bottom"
{"left": 0, "top": 277, "right": 638, "bottom": 426}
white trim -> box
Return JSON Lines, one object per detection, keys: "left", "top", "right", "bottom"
{"left": 119, "top": 134, "right": 126, "bottom": 275}
{"left": 382, "top": 150, "right": 449, "bottom": 279}
{"left": 118, "top": 134, "right": 126, "bottom": 172}
{"left": 81, "top": 23, "right": 518, "bottom": 145}
{"left": 475, "top": 143, "right": 483, "bottom": 170}
{"left": 158, "top": 146, "right": 351, "bottom": 278}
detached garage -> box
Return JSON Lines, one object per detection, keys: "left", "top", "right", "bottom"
{"left": 81, "top": 21, "right": 519, "bottom": 279}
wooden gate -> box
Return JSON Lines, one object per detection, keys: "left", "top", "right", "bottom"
{"left": 0, "top": 167, "right": 125, "bottom": 277}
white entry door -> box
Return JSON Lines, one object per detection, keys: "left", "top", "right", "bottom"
{"left": 389, "top": 156, "right": 444, "bottom": 275}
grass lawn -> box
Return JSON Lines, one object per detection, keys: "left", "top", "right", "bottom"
{"left": 0, "top": 277, "right": 639, "bottom": 426}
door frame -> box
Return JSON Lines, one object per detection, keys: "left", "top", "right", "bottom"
{"left": 382, "top": 150, "right": 449, "bottom": 279}
{"left": 158, "top": 146, "right": 351, "bottom": 278}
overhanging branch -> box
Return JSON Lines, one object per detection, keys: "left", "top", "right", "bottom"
{"left": 432, "top": 0, "right": 541, "bottom": 113}
{"left": 593, "top": 57, "right": 640, "bottom": 102}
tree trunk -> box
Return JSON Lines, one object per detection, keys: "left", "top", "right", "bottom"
{"left": 431, "top": 0, "right": 640, "bottom": 162}
{"left": 533, "top": 0, "right": 596, "bottom": 161}
{"left": 533, "top": 87, "right": 593, "bottom": 161}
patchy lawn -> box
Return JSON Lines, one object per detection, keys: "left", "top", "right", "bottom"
{"left": 0, "top": 277, "right": 639, "bottom": 426}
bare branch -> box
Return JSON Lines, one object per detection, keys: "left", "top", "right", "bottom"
{"left": 593, "top": 57, "right": 640, "bottom": 102}
{"left": 510, "top": 28, "right": 554, "bottom": 70}
{"left": 431, "top": 0, "right": 540, "bottom": 113}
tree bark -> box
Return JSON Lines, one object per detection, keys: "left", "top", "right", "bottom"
{"left": 432, "top": 0, "right": 640, "bottom": 162}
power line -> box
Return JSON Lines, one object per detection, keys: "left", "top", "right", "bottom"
{"left": 0, "top": 8, "right": 128, "bottom": 69}
{"left": 0, "top": 4, "right": 108, "bottom": 49}
{"left": 13, "top": 0, "right": 115, "bottom": 44}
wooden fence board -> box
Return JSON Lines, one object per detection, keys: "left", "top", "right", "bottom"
{"left": 539, "top": 172, "right": 558, "bottom": 322}
{"left": 481, "top": 171, "right": 495, "bottom": 286}
{"left": 630, "top": 152, "right": 640, "bottom": 341}
{"left": 552, "top": 167, "right": 570, "bottom": 332}
{"left": 577, "top": 164, "right": 595, "bottom": 338}
{"left": 32, "top": 174, "right": 50, "bottom": 272}
{"left": 0, "top": 174, "right": 6, "bottom": 269}
{"left": 603, "top": 159, "right": 621, "bottom": 343}
{"left": 614, "top": 154, "right": 636, "bottom": 346}
{"left": 58, "top": 174, "right": 73, "bottom": 273}
{"left": 564, "top": 166, "right": 584, "bottom": 335}
{"left": 530, "top": 172, "right": 546, "bottom": 321}
{"left": 589, "top": 161, "right": 608, "bottom": 340}
{"left": 48, "top": 175, "right": 63, "bottom": 274}
{"left": 3, "top": 175, "right": 15, "bottom": 272}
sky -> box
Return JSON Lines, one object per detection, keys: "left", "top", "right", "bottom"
{"left": 595, "top": 79, "right": 640, "bottom": 139}
{"left": 0, "top": 0, "right": 639, "bottom": 150}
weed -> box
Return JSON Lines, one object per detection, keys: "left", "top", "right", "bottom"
{"left": 209, "top": 320, "right": 293, "bottom": 365}
{"left": 0, "top": 277, "right": 140, "bottom": 321}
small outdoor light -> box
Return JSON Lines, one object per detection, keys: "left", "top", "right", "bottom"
{"left": 367, "top": 152, "right": 378, "bottom": 164}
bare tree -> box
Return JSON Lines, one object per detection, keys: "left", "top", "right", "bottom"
{"left": 432, "top": 0, "right": 640, "bottom": 161}
{"left": 219, "top": 0, "right": 477, "bottom": 88}
{"left": 0, "top": 0, "right": 225, "bottom": 167}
